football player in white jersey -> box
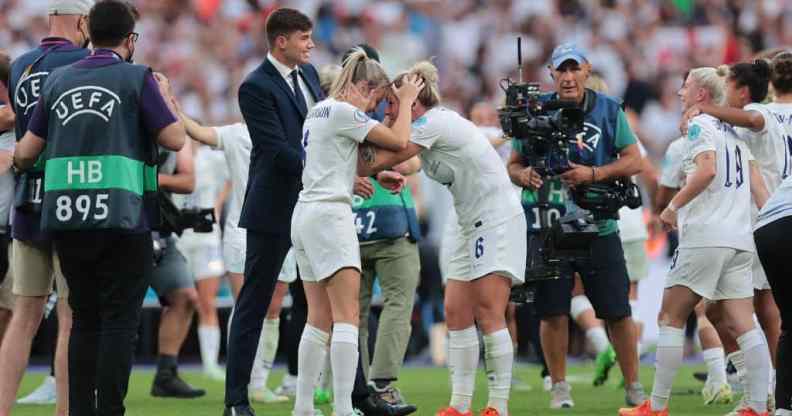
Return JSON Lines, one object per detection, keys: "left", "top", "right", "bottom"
{"left": 620, "top": 67, "right": 771, "bottom": 416}
{"left": 172, "top": 141, "right": 228, "bottom": 380}
{"left": 290, "top": 49, "right": 422, "bottom": 416}
{"left": 682, "top": 59, "right": 792, "bottom": 413}
{"left": 360, "top": 61, "right": 528, "bottom": 416}
{"left": 176, "top": 110, "right": 301, "bottom": 403}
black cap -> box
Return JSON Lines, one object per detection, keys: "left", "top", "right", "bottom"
{"left": 342, "top": 43, "right": 381, "bottom": 64}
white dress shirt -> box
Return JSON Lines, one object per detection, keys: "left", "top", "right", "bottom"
{"left": 267, "top": 53, "right": 316, "bottom": 110}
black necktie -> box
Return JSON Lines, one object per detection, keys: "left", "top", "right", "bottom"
{"left": 291, "top": 69, "right": 308, "bottom": 114}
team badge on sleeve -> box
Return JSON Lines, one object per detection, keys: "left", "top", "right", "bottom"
{"left": 687, "top": 124, "right": 702, "bottom": 141}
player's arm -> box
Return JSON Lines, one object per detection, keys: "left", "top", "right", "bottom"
{"left": 364, "top": 77, "right": 424, "bottom": 151}
{"left": 750, "top": 161, "right": 769, "bottom": 209}
{"left": 393, "top": 157, "right": 421, "bottom": 175}
{"left": 177, "top": 103, "right": 219, "bottom": 148}
{"left": 158, "top": 139, "right": 195, "bottom": 194}
{"left": 671, "top": 151, "right": 716, "bottom": 208}
{"left": 694, "top": 103, "right": 765, "bottom": 132}
{"left": 357, "top": 142, "right": 423, "bottom": 177}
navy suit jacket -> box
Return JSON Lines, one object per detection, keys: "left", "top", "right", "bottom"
{"left": 237, "top": 59, "right": 323, "bottom": 233}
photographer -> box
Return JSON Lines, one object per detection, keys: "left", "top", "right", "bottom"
{"left": 12, "top": 1, "right": 185, "bottom": 413}
{"left": 506, "top": 43, "right": 644, "bottom": 409}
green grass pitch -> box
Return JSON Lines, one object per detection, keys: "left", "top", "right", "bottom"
{"left": 12, "top": 364, "right": 735, "bottom": 415}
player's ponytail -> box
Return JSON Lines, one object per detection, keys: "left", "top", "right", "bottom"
{"left": 722, "top": 60, "right": 771, "bottom": 103}
{"left": 688, "top": 67, "right": 726, "bottom": 105}
{"left": 771, "top": 52, "right": 792, "bottom": 95}
{"left": 329, "top": 47, "right": 389, "bottom": 100}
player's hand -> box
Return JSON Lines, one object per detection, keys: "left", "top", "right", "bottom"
{"left": 518, "top": 167, "right": 543, "bottom": 190}
{"left": 680, "top": 105, "right": 700, "bottom": 136}
{"left": 561, "top": 162, "right": 595, "bottom": 187}
{"left": 354, "top": 176, "right": 375, "bottom": 199}
{"left": 659, "top": 207, "right": 678, "bottom": 231}
{"left": 393, "top": 74, "right": 424, "bottom": 104}
{"left": 376, "top": 170, "right": 406, "bottom": 194}
{"left": 647, "top": 212, "right": 664, "bottom": 239}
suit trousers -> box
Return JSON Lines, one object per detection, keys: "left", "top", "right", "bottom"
{"left": 225, "top": 230, "right": 291, "bottom": 406}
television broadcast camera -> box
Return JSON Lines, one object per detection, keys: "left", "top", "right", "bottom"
{"left": 500, "top": 38, "right": 641, "bottom": 303}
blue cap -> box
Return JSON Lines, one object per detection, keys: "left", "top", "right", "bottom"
{"left": 550, "top": 43, "right": 588, "bottom": 69}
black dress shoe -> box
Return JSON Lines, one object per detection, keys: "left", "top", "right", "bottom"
{"left": 223, "top": 405, "right": 256, "bottom": 416}
{"left": 354, "top": 395, "right": 417, "bottom": 416}
{"left": 151, "top": 367, "right": 206, "bottom": 398}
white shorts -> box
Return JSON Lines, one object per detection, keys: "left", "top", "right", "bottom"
{"left": 666, "top": 247, "right": 753, "bottom": 301}
{"left": 623, "top": 239, "right": 649, "bottom": 283}
{"left": 182, "top": 244, "right": 225, "bottom": 280}
{"left": 441, "top": 213, "right": 527, "bottom": 285}
{"left": 278, "top": 248, "right": 298, "bottom": 283}
{"left": 291, "top": 201, "right": 361, "bottom": 283}
{"left": 752, "top": 253, "right": 771, "bottom": 291}
{"left": 223, "top": 223, "right": 246, "bottom": 275}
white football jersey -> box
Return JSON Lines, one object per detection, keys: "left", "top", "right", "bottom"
{"left": 659, "top": 137, "right": 686, "bottom": 189}
{"left": 679, "top": 114, "right": 755, "bottom": 252}
{"left": 411, "top": 107, "right": 523, "bottom": 233}
{"left": 174, "top": 144, "right": 228, "bottom": 247}
{"left": 213, "top": 123, "right": 251, "bottom": 232}
{"left": 299, "top": 98, "right": 380, "bottom": 204}
{"left": 735, "top": 102, "right": 792, "bottom": 196}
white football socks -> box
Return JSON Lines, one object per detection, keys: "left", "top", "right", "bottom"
{"left": 331, "top": 323, "right": 359, "bottom": 416}
{"left": 650, "top": 326, "right": 685, "bottom": 411}
{"left": 738, "top": 329, "right": 770, "bottom": 413}
{"left": 294, "top": 324, "right": 329, "bottom": 416}
{"left": 250, "top": 318, "right": 280, "bottom": 390}
{"left": 448, "top": 326, "right": 479, "bottom": 413}
{"left": 198, "top": 325, "right": 221, "bottom": 371}
{"left": 483, "top": 328, "right": 513, "bottom": 415}
{"left": 701, "top": 347, "right": 727, "bottom": 385}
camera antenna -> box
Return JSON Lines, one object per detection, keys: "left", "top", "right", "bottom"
{"left": 517, "top": 37, "right": 523, "bottom": 84}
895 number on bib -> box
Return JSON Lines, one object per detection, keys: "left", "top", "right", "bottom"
{"left": 55, "top": 194, "right": 109, "bottom": 222}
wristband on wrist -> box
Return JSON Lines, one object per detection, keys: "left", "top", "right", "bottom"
{"left": 668, "top": 201, "right": 679, "bottom": 213}
{"left": 591, "top": 167, "right": 597, "bottom": 183}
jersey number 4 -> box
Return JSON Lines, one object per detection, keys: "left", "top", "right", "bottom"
{"left": 723, "top": 145, "right": 744, "bottom": 189}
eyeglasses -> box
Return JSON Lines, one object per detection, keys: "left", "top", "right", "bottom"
{"left": 129, "top": 32, "right": 140, "bottom": 42}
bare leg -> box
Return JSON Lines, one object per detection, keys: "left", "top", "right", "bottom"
{"left": 159, "top": 288, "right": 199, "bottom": 356}
{"left": 0, "top": 296, "right": 46, "bottom": 416}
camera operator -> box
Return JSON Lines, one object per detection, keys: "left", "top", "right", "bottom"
{"left": 12, "top": 1, "right": 186, "bottom": 413}
{"left": 506, "top": 43, "right": 644, "bottom": 409}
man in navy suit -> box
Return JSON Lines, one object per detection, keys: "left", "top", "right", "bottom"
{"left": 223, "top": 8, "right": 322, "bottom": 416}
